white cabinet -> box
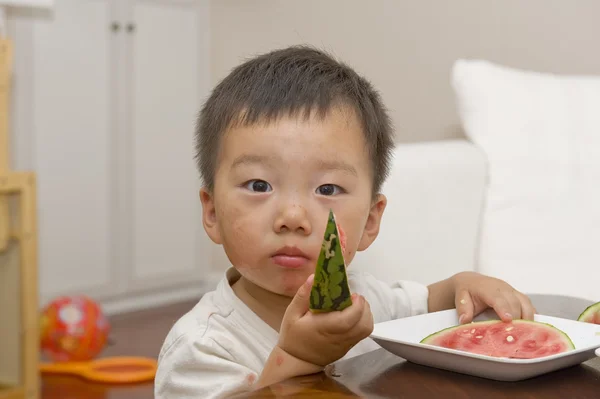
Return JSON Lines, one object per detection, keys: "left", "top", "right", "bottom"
{"left": 31, "top": 0, "right": 114, "bottom": 302}
{"left": 8, "top": 0, "right": 219, "bottom": 314}
{"left": 129, "top": 1, "right": 206, "bottom": 288}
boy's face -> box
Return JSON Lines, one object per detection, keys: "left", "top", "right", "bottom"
{"left": 200, "top": 106, "right": 386, "bottom": 297}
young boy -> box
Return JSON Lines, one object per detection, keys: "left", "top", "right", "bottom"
{"left": 154, "top": 46, "right": 535, "bottom": 398}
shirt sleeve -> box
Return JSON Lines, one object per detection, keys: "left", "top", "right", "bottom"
{"left": 155, "top": 333, "right": 259, "bottom": 399}
{"left": 349, "top": 271, "right": 430, "bottom": 322}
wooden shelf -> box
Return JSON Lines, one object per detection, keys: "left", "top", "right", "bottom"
{"left": 0, "top": 172, "right": 39, "bottom": 399}
{"left": 2, "top": 28, "right": 39, "bottom": 399}
{"left": 1, "top": 38, "right": 13, "bottom": 252}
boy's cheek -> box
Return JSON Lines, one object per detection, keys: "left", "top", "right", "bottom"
{"left": 220, "top": 218, "right": 263, "bottom": 270}
{"left": 343, "top": 249, "right": 357, "bottom": 268}
{"left": 221, "top": 202, "right": 254, "bottom": 238}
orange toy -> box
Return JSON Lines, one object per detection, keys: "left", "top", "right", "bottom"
{"left": 40, "top": 295, "right": 110, "bottom": 362}
{"left": 39, "top": 356, "right": 158, "bottom": 384}
{"left": 39, "top": 295, "right": 158, "bottom": 384}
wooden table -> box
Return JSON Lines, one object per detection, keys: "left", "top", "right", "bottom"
{"left": 244, "top": 294, "right": 600, "bottom": 398}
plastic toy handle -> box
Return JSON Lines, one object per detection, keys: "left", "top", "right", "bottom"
{"left": 40, "top": 361, "right": 88, "bottom": 375}
{"left": 40, "top": 356, "right": 158, "bottom": 384}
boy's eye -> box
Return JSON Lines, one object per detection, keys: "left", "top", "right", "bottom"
{"left": 316, "top": 184, "right": 343, "bottom": 196}
{"left": 244, "top": 179, "right": 272, "bottom": 193}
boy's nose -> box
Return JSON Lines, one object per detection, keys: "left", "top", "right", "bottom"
{"left": 273, "top": 204, "right": 312, "bottom": 235}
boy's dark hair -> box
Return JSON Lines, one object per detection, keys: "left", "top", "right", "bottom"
{"left": 195, "top": 45, "right": 395, "bottom": 196}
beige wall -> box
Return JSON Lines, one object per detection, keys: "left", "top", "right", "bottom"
{"left": 210, "top": 0, "right": 600, "bottom": 143}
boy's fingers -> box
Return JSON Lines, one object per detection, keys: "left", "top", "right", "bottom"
{"left": 321, "top": 294, "right": 364, "bottom": 334}
{"left": 353, "top": 298, "right": 374, "bottom": 340}
{"left": 455, "top": 289, "right": 474, "bottom": 324}
{"left": 284, "top": 274, "right": 314, "bottom": 321}
{"left": 504, "top": 292, "right": 522, "bottom": 320}
{"left": 519, "top": 293, "right": 536, "bottom": 320}
{"left": 491, "top": 295, "right": 513, "bottom": 322}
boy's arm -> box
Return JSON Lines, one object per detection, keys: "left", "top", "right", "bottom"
{"left": 349, "top": 271, "right": 429, "bottom": 321}
{"left": 155, "top": 335, "right": 260, "bottom": 398}
{"left": 253, "top": 345, "right": 323, "bottom": 390}
{"left": 156, "top": 332, "right": 321, "bottom": 397}
{"left": 427, "top": 275, "right": 456, "bottom": 313}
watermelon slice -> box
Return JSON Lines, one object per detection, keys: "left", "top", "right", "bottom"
{"left": 577, "top": 301, "right": 600, "bottom": 324}
{"left": 421, "top": 319, "right": 575, "bottom": 359}
{"left": 309, "top": 209, "right": 352, "bottom": 313}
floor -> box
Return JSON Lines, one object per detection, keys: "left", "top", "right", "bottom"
{"left": 41, "top": 298, "right": 199, "bottom": 399}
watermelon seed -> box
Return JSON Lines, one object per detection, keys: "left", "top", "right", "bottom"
{"left": 470, "top": 329, "right": 476, "bottom": 334}
{"left": 506, "top": 335, "right": 514, "bottom": 342}
{"left": 476, "top": 335, "right": 483, "bottom": 339}
{"left": 505, "top": 326, "right": 514, "bottom": 331}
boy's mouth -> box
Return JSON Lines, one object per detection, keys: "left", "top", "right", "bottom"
{"left": 271, "top": 246, "right": 310, "bottom": 269}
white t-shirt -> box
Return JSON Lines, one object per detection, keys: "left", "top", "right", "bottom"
{"left": 154, "top": 268, "right": 429, "bottom": 399}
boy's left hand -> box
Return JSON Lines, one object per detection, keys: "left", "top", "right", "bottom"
{"left": 451, "top": 272, "right": 536, "bottom": 324}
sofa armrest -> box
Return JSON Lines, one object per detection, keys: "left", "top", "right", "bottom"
{"left": 351, "top": 139, "right": 487, "bottom": 286}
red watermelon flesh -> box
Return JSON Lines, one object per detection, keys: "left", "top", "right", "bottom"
{"left": 577, "top": 302, "right": 600, "bottom": 325}
{"left": 421, "top": 320, "right": 574, "bottom": 359}
{"left": 336, "top": 222, "right": 347, "bottom": 254}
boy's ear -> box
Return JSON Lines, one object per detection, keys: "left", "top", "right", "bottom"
{"left": 199, "top": 187, "right": 222, "bottom": 244}
{"left": 357, "top": 194, "right": 387, "bottom": 251}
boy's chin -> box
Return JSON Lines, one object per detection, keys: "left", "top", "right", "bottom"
{"left": 235, "top": 267, "right": 310, "bottom": 298}
{"left": 273, "top": 279, "right": 308, "bottom": 298}
{"left": 274, "top": 284, "right": 304, "bottom": 299}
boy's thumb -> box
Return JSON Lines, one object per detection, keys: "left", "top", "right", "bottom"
{"left": 286, "top": 274, "right": 314, "bottom": 320}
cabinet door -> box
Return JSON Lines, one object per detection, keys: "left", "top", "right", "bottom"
{"left": 31, "top": 0, "right": 118, "bottom": 303}
{"left": 125, "top": 0, "right": 212, "bottom": 290}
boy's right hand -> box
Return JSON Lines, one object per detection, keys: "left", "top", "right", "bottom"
{"left": 277, "top": 274, "right": 374, "bottom": 367}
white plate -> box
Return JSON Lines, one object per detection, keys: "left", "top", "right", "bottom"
{"left": 370, "top": 309, "right": 600, "bottom": 381}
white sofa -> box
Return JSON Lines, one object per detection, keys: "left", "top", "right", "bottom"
{"left": 351, "top": 139, "right": 487, "bottom": 286}
{"left": 352, "top": 138, "right": 597, "bottom": 315}
{"left": 353, "top": 59, "right": 600, "bottom": 306}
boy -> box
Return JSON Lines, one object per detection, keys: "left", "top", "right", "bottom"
{"left": 155, "top": 46, "right": 535, "bottom": 398}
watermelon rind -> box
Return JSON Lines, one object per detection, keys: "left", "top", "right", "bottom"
{"left": 420, "top": 319, "right": 575, "bottom": 350}
{"left": 577, "top": 301, "right": 600, "bottom": 323}
{"left": 309, "top": 209, "right": 352, "bottom": 313}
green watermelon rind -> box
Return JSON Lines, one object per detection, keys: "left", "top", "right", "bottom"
{"left": 420, "top": 319, "right": 575, "bottom": 350}
{"left": 308, "top": 209, "right": 352, "bottom": 313}
{"left": 577, "top": 301, "right": 600, "bottom": 323}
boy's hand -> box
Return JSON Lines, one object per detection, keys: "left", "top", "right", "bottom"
{"left": 452, "top": 272, "right": 536, "bottom": 324}
{"left": 277, "top": 274, "right": 374, "bottom": 367}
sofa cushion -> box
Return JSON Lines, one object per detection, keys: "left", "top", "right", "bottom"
{"left": 452, "top": 59, "right": 600, "bottom": 301}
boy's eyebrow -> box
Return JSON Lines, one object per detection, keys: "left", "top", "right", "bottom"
{"left": 230, "top": 154, "right": 276, "bottom": 169}
{"left": 230, "top": 154, "right": 358, "bottom": 177}
{"left": 316, "top": 160, "right": 358, "bottom": 177}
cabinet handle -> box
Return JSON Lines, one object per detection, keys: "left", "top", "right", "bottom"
{"left": 127, "top": 23, "right": 136, "bottom": 33}
{"left": 111, "top": 22, "right": 120, "bottom": 32}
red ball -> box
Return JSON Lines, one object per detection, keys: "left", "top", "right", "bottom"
{"left": 40, "top": 295, "right": 110, "bottom": 362}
